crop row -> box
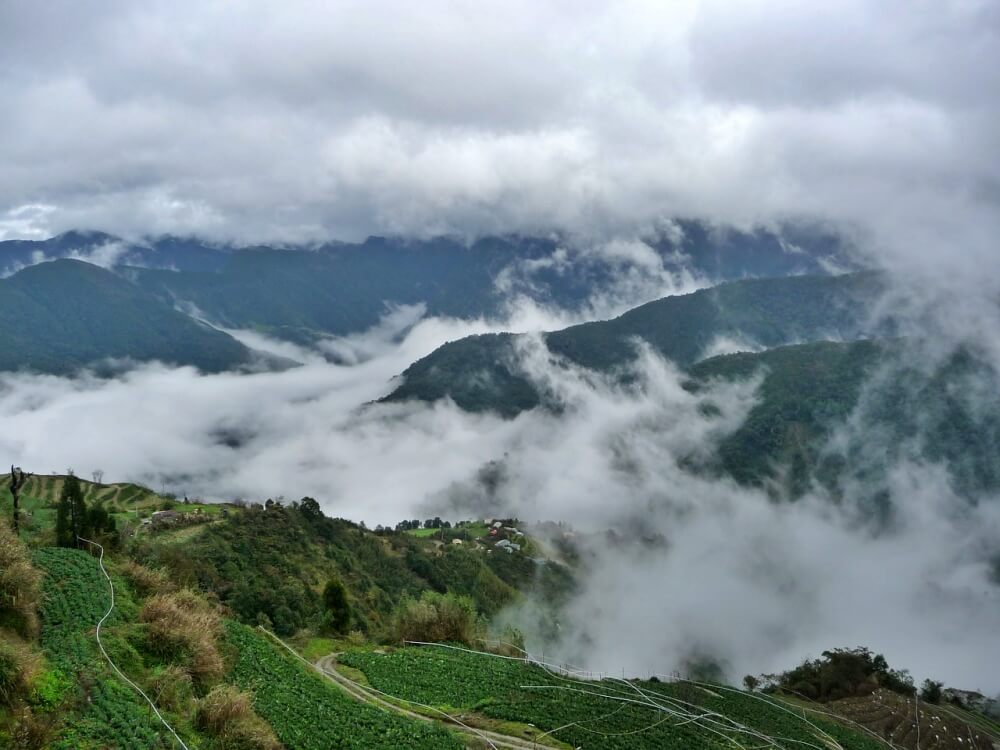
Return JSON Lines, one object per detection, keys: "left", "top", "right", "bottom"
{"left": 340, "top": 646, "right": 729, "bottom": 750}
{"left": 340, "top": 646, "right": 889, "bottom": 750}
{"left": 33, "top": 547, "right": 169, "bottom": 749}
{"left": 225, "top": 621, "right": 462, "bottom": 749}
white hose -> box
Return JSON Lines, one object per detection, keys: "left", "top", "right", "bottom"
{"left": 259, "top": 628, "right": 501, "bottom": 750}
{"left": 77, "top": 537, "right": 190, "bottom": 750}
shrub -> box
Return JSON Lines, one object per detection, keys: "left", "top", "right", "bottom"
{"left": 0, "top": 521, "right": 42, "bottom": 638}
{"left": 196, "top": 684, "right": 281, "bottom": 750}
{"left": 7, "top": 706, "right": 56, "bottom": 750}
{"left": 0, "top": 634, "right": 42, "bottom": 706}
{"left": 120, "top": 560, "right": 175, "bottom": 597}
{"left": 920, "top": 679, "right": 943, "bottom": 704}
{"left": 149, "top": 665, "right": 194, "bottom": 714}
{"left": 345, "top": 630, "right": 366, "bottom": 647}
{"left": 484, "top": 625, "right": 526, "bottom": 657}
{"left": 776, "top": 647, "right": 915, "bottom": 702}
{"left": 322, "top": 578, "right": 351, "bottom": 634}
{"left": 140, "top": 590, "right": 223, "bottom": 688}
{"left": 392, "top": 591, "right": 483, "bottom": 645}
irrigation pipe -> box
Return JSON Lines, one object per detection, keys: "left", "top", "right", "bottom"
{"left": 660, "top": 678, "right": 844, "bottom": 750}
{"left": 757, "top": 685, "right": 900, "bottom": 749}
{"left": 259, "top": 628, "right": 501, "bottom": 750}
{"left": 409, "top": 643, "right": 786, "bottom": 749}
{"left": 410, "top": 641, "right": 832, "bottom": 750}
{"left": 77, "top": 537, "right": 190, "bottom": 750}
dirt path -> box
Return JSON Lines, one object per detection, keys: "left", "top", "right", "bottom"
{"left": 314, "top": 654, "right": 547, "bottom": 750}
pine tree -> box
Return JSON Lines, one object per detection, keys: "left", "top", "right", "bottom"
{"left": 55, "top": 483, "right": 73, "bottom": 547}
{"left": 323, "top": 578, "right": 352, "bottom": 634}
{"left": 57, "top": 474, "right": 86, "bottom": 546}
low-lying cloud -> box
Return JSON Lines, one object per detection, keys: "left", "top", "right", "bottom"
{"left": 1, "top": 0, "right": 998, "bottom": 699}
{"left": 1, "top": 294, "right": 998, "bottom": 693}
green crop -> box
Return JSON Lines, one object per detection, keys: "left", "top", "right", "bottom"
{"left": 225, "top": 621, "right": 462, "bottom": 749}
{"left": 33, "top": 548, "right": 169, "bottom": 749}
{"left": 340, "top": 645, "right": 890, "bottom": 750}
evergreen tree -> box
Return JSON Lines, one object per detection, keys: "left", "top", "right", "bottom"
{"left": 323, "top": 577, "right": 352, "bottom": 634}
{"left": 57, "top": 474, "right": 87, "bottom": 546}
{"left": 55, "top": 478, "right": 74, "bottom": 546}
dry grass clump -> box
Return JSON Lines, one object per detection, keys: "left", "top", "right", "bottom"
{"left": 140, "top": 589, "right": 223, "bottom": 688}
{"left": 0, "top": 521, "right": 42, "bottom": 638}
{"left": 196, "top": 685, "right": 282, "bottom": 750}
{"left": 120, "top": 560, "right": 175, "bottom": 597}
{"left": 0, "top": 633, "right": 42, "bottom": 706}
{"left": 7, "top": 706, "right": 56, "bottom": 750}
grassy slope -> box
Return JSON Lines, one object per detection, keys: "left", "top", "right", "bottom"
{"left": 30, "top": 548, "right": 196, "bottom": 749}
{"left": 26, "top": 545, "right": 469, "bottom": 749}
{"left": 9, "top": 478, "right": 997, "bottom": 749}
{"left": 226, "top": 622, "right": 462, "bottom": 749}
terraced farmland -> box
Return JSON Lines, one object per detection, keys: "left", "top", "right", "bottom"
{"left": 225, "top": 622, "right": 463, "bottom": 749}
{"left": 339, "top": 644, "right": 893, "bottom": 750}
{"left": 829, "top": 690, "right": 996, "bottom": 749}
{"left": 32, "top": 547, "right": 171, "bottom": 749}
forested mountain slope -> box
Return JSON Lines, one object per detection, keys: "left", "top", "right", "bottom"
{"left": 1, "top": 223, "right": 854, "bottom": 347}
{"left": 384, "top": 271, "right": 889, "bottom": 415}
{"left": 0, "top": 260, "right": 258, "bottom": 374}
{"left": 686, "top": 339, "right": 1000, "bottom": 499}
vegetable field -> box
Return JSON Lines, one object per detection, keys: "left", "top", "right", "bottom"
{"left": 33, "top": 547, "right": 171, "bottom": 749}
{"left": 225, "top": 621, "right": 462, "bottom": 749}
{"left": 340, "top": 645, "right": 891, "bottom": 750}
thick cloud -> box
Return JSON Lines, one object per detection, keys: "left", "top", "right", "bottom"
{"left": 1, "top": 307, "right": 998, "bottom": 692}
{"left": 0, "top": 0, "right": 997, "bottom": 277}
{"left": 2, "top": 0, "right": 999, "bottom": 695}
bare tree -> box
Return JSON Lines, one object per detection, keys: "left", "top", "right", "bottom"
{"left": 91, "top": 469, "right": 105, "bottom": 485}
{"left": 9, "top": 466, "right": 30, "bottom": 536}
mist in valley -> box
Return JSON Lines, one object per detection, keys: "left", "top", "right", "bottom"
{"left": 1, "top": 247, "right": 999, "bottom": 695}
{"left": 2, "top": 0, "right": 999, "bottom": 709}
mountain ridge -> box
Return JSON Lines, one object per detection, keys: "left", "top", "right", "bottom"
{"left": 383, "top": 271, "right": 890, "bottom": 415}
{"left": 0, "top": 258, "right": 261, "bottom": 375}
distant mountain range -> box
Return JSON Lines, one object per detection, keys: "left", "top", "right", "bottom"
{"left": 1, "top": 222, "right": 854, "bottom": 345}
{"left": 1, "top": 230, "right": 996, "bottom": 501}
{"left": 382, "top": 271, "right": 1000, "bottom": 499}
{"left": 0, "top": 259, "right": 259, "bottom": 375}
{"left": 0, "top": 222, "right": 856, "bottom": 374}
{"left": 383, "top": 271, "right": 890, "bottom": 414}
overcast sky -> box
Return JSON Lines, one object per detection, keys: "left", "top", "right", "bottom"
{"left": 1, "top": 0, "right": 997, "bottom": 265}
{"left": 2, "top": 2, "right": 1000, "bottom": 689}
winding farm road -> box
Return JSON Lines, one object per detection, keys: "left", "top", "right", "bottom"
{"left": 314, "top": 654, "right": 550, "bottom": 750}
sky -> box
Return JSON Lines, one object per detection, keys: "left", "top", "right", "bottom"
{"left": 1, "top": 0, "right": 999, "bottom": 693}
{"left": 0, "top": 1, "right": 997, "bottom": 266}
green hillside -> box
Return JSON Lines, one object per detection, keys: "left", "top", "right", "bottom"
{"left": 0, "top": 473, "right": 228, "bottom": 547}
{"left": 337, "top": 644, "right": 890, "bottom": 750}
{"left": 132, "top": 498, "right": 574, "bottom": 637}
{"left": 384, "top": 271, "right": 888, "bottom": 415}
{"left": 0, "top": 259, "right": 257, "bottom": 374}
{"left": 687, "top": 339, "right": 1000, "bottom": 498}
{"left": 3, "top": 476, "right": 996, "bottom": 748}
